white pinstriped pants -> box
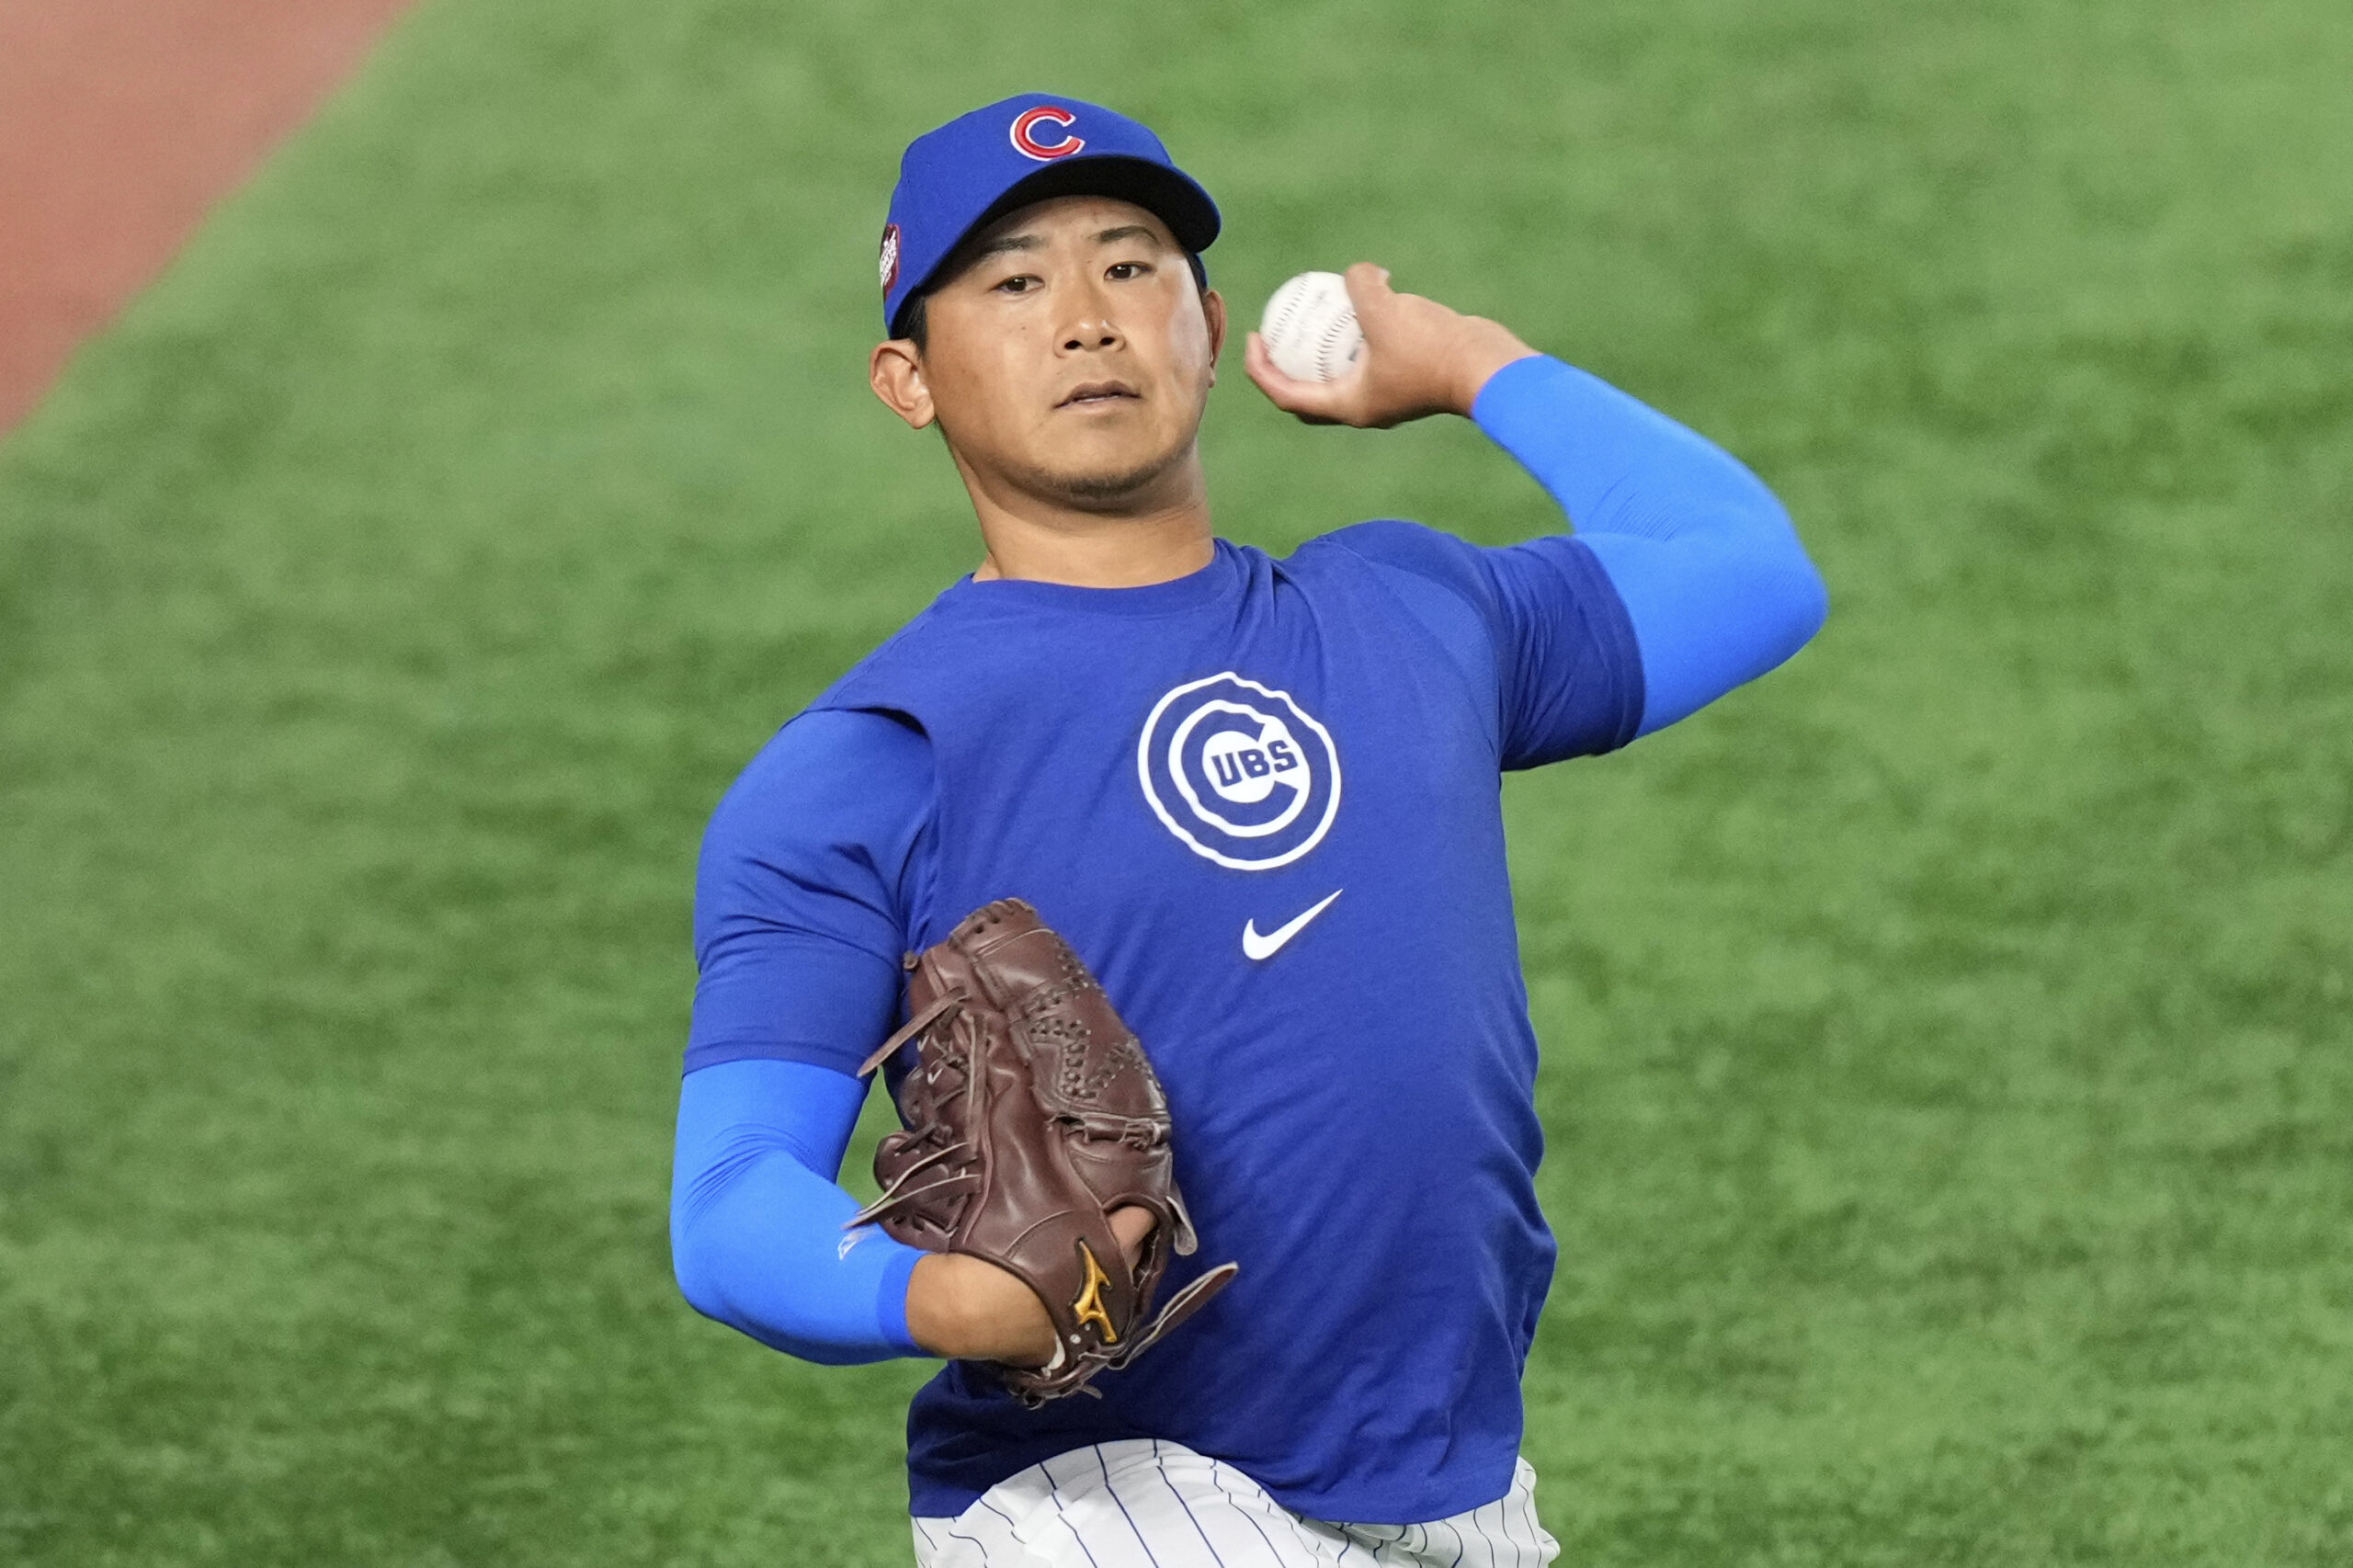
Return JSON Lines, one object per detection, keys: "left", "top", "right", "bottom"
{"left": 911, "top": 1439, "right": 1561, "bottom": 1567}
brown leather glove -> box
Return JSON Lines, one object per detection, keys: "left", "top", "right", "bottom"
{"left": 850, "top": 898, "right": 1238, "bottom": 1405}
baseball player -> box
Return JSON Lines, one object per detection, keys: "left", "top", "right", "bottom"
{"left": 670, "top": 95, "right": 1826, "bottom": 1564}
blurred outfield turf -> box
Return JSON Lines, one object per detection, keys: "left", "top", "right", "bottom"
{"left": 3, "top": 0, "right": 2349, "bottom": 1562}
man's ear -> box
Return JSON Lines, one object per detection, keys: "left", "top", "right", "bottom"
{"left": 1201, "top": 288, "right": 1227, "bottom": 384}
{"left": 870, "top": 339, "right": 936, "bottom": 429}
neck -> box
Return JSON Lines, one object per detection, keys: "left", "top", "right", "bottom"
{"left": 957, "top": 447, "right": 1216, "bottom": 588}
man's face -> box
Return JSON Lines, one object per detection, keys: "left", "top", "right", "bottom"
{"left": 876, "top": 195, "right": 1225, "bottom": 508}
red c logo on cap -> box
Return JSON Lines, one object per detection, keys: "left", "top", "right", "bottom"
{"left": 1010, "top": 105, "right": 1085, "bottom": 162}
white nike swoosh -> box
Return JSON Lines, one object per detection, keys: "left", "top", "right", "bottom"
{"left": 1242, "top": 889, "right": 1343, "bottom": 961}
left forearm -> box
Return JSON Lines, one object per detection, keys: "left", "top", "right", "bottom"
{"left": 669, "top": 1060, "right": 926, "bottom": 1365}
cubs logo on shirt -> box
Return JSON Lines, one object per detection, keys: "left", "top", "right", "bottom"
{"left": 1137, "top": 673, "right": 1340, "bottom": 870}
{"left": 1009, "top": 105, "right": 1086, "bottom": 162}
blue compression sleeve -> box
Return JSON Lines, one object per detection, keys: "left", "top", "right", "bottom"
{"left": 1472, "top": 355, "right": 1828, "bottom": 735}
{"left": 670, "top": 1058, "right": 927, "bottom": 1364}
{"left": 676, "top": 711, "right": 938, "bottom": 1365}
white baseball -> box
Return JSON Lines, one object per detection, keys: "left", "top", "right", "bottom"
{"left": 1259, "top": 271, "right": 1365, "bottom": 383}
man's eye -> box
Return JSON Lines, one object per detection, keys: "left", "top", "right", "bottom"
{"left": 1107, "top": 262, "right": 1151, "bottom": 281}
{"left": 995, "top": 275, "right": 1039, "bottom": 294}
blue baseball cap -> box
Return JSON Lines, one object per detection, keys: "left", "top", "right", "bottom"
{"left": 879, "top": 94, "right": 1221, "bottom": 338}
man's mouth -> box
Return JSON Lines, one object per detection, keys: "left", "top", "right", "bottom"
{"left": 1057, "top": 381, "right": 1141, "bottom": 408}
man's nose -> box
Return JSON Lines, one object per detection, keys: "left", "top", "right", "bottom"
{"left": 1061, "top": 274, "right": 1125, "bottom": 352}
{"left": 1060, "top": 317, "right": 1123, "bottom": 353}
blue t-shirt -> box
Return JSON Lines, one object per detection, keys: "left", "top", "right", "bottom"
{"left": 673, "top": 356, "right": 1829, "bottom": 1522}
{"left": 809, "top": 525, "right": 1636, "bottom": 1523}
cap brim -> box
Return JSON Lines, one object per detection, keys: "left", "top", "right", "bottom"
{"left": 892, "top": 155, "right": 1221, "bottom": 336}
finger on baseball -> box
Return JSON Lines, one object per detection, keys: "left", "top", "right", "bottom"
{"left": 1245, "top": 331, "right": 1350, "bottom": 423}
{"left": 1341, "top": 262, "right": 1396, "bottom": 322}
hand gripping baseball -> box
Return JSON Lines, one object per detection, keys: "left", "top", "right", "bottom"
{"left": 847, "top": 899, "right": 1239, "bottom": 1405}
{"left": 1245, "top": 261, "right": 1538, "bottom": 428}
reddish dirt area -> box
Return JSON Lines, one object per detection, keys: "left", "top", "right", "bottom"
{"left": 0, "top": 0, "right": 415, "bottom": 434}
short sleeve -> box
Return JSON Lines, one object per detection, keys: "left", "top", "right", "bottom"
{"left": 1324, "top": 520, "right": 1645, "bottom": 770}
{"left": 686, "top": 709, "right": 935, "bottom": 1076}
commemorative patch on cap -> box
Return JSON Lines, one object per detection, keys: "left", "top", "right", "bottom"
{"left": 878, "top": 222, "right": 901, "bottom": 292}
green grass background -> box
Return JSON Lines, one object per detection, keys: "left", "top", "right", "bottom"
{"left": 4, "top": 0, "right": 2349, "bottom": 1562}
